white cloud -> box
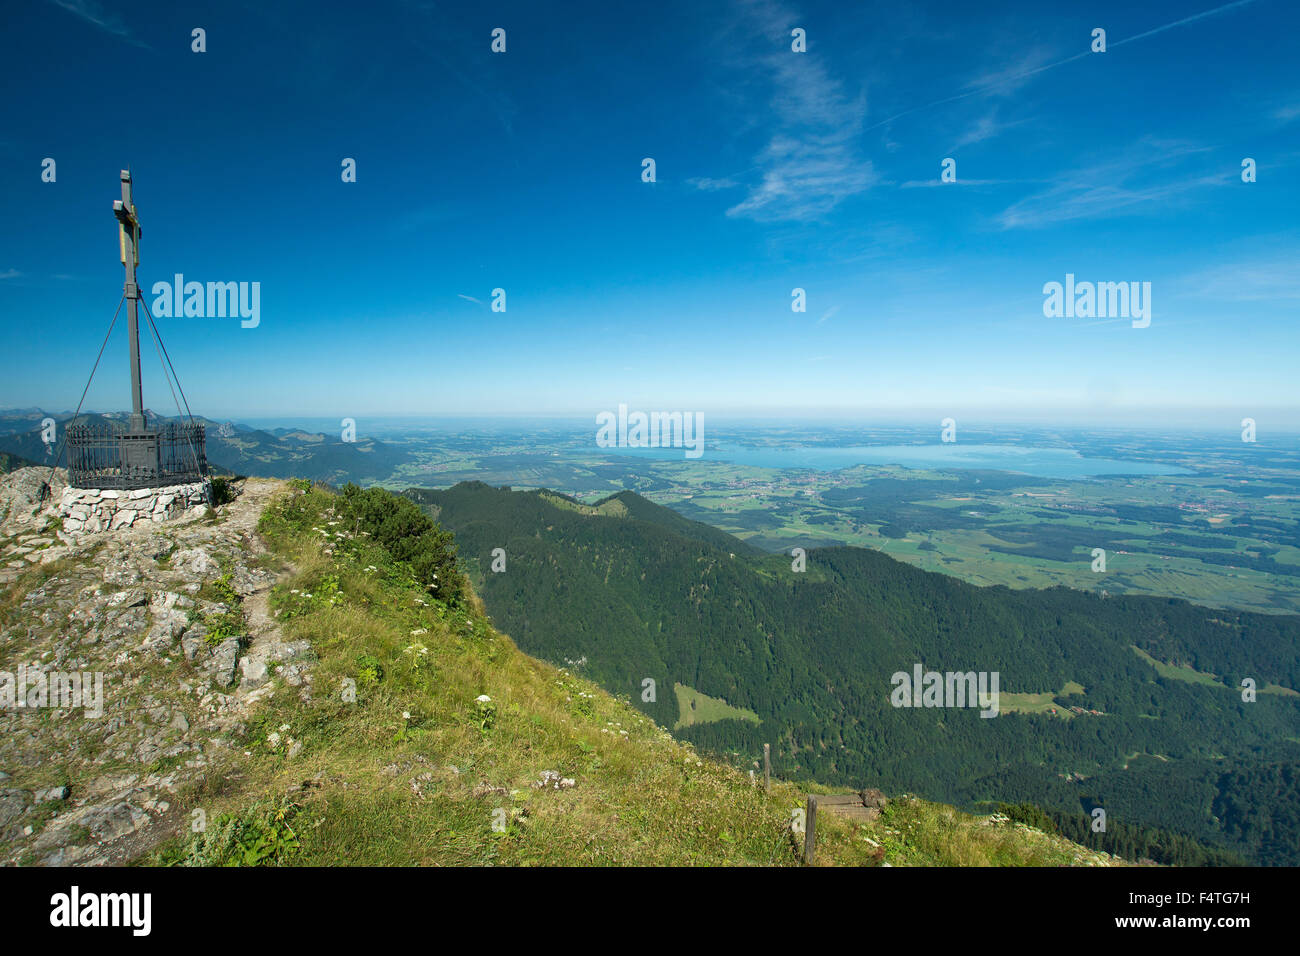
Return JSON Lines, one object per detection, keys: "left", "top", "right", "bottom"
{"left": 1182, "top": 254, "right": 1300, "bottom": 303}
{"left": 48, "top": 0, "right": 146, "bottom": 47}
{"left": 722, "top": 0, "right": 876, "bottom": 222}
{"left": 688, "top": 177, "right": 740, "bottom": 191}
{"left": 1274, "top": 103, "right": 1300, "bottom": 124}
{"left": 996, "top": 141, "right": 1227, "bottom": 229}
{"left": 949, "top": 108, "right": 1031, "bottom": 151}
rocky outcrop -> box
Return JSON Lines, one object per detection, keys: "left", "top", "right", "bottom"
{"left": 0, "top": 467, "right": 65, "bottom": 532}
{"left": 59, "top": 482, "right": 210, "bottom": 535}
{"left": 0, "top": 471, "right": 311, "bottom": 866}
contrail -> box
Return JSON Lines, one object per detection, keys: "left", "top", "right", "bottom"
{"left": 1111, "top": 0, "right": 1257, "bottom": 47}
{"left": 865, "top": 0, "right": 1260, "bottom": 133}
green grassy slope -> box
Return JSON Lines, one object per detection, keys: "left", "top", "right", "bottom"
{"left": 154, "top": 481, "right": 1119, "bottom": 867}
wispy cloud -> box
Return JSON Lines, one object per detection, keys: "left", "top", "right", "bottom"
{"left": 1181, "top": 253, "right": 1300, "bottom": 302}
{"left": 48, "top": 0, "right": 147, "bottom": 48}
{"left": 1109, "top": 0, "right": 1259, "bottom": 48}
{"left": 961, "top": 47, "right": 1061, "bottom": 100}
{"left": 866, "top": 0, "right": 1260, "bottom": 133}
{"left": 397, "top": 0, "right": 518, "bottom": 142}
{"left": 900, "top": 178, "right": 1013, "bottom": 188}
{"left": 722, "top": 0, "right": 876, "bottom": 222}
{"left": 688, "top": 177, "right": 740, "bottom": 192}
{"left": 456, "top": 294, "right": 483, "bottom": 306}
{"left": 1274, "top": 103, "right": 1300, "bottom": 124}
{"left": 949, "top": 108, "right": 1030, "bottom": 151}
{"left": 997, "top": 141, "right": 1228, "bottom": 229}
{"left": 815, "top": 305, "right": 840, "bottom": 325}
{"left": 0, "top": 269, "right": 22, "bottom": 280}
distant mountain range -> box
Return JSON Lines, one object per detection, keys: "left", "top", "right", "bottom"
{"left": 411, "top": 481, "right": 1300, "bottom": 865}
{"left": 0, "top": 408, "right": 411, "bottom": 484}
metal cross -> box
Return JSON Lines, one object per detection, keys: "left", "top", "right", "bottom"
{"left": 113, "top": 169, "right": 146, "bottom": 431}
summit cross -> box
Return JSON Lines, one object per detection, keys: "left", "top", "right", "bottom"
{"left": 112, "top": 169, "right": 146, "bottom": 431}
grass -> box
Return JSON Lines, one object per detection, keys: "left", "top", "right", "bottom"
{"left": 1000, "top": 680, "right": 1087, "bottom": 718}
{"left": 809, "top": 798, "right": 1120, "bottom": 867}
{"left": 673, "top": 682, "right": 762, "bottom": 730}
{"left": 1130, "top": 646, "right": 1224, "bottom": 688}
{"left": 146, "top": 481, "right": 1122, "bottom": 867}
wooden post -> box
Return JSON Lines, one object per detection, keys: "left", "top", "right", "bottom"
{"left": 804, "top": 795, "right": 818, "bottom": 864}
{"left": 763, "top": 743, "right": 770, "bottom": 793}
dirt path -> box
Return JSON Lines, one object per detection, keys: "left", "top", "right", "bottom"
{"left": 0, "top": 473, "right": 312, "bottom": 866}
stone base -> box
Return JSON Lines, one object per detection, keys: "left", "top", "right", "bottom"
{"left": 60, "top": 481, "right": 210, "bottom": 534}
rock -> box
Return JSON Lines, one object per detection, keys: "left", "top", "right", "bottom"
{"left": 532, "top": 770, "right": 577, "bottom": 790}
{"left": 0, "top": 468, "right": 66, "bottom": 528}
{"left": 859, "top": 788, "right": 889, "bottom": 809}
{"left": 152, "top": 591, "right": 195, "bottom": 613}
{"left": 239, "top": 656, "right": 269, "bottom": 689}
{"left": 102, "top": 606, "right": 149, "bottom": 642}
{"left": 0, "top": 789, "right": 30, "bottom": 827}
{"left": 180, "top": 628, "right": 208, "bottom": 661}
{"left": 142, "top": 619, "right": 185, "bottom": 654}
{"left": 172, "top": 548, "right": 218, "bottom": 576}
{"left": 0, "top": 476, "right": 315, "bottom": 864}
{"left": 103, "top": 559, "right": 141, "bottom": 586}
{"left": 107, "top": 589, "right": 148, "bottom": 609}
{"left": 143, "top": 534, "right": 172, "bottom": 560}
{"left": 83, "top": 801, "right": 148, "bottom": 841}
{"left": 208, "top": 637, "right": 240, "bottom": 687}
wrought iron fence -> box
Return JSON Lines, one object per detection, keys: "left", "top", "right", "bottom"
{"left": 66, "top": 421, "right": 208, "bottom": 490}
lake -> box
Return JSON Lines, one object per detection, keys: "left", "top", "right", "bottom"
{"left": 607, "top": 442, "right": 1191, "bottom": 478}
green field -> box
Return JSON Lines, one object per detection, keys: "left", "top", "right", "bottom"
{"left": 1000, "top": 680, "right": 1087, "bottom": 718}
{"left": 673, "top": 682, "right": 762, "bottom": 730}
{"left": 1130, "top": 646, "right": 1224, "bottom": 687}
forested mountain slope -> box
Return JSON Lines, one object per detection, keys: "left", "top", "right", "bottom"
{"left": 412, "top": 481, "right": 1300, "bottom": 865}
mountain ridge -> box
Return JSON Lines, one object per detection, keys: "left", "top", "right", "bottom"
{"left": 0, "top": 468, "right": 1122, "bottom": 867}
{"left": 413, "top": 480, "right": 1300, "bottom": 865}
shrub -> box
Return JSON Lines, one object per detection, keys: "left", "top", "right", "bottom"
{"left": 355, "top": 653, "right": 384, "bottom": 687}
{"left": 160, "top": 800, "right": 302, "bottom": 866}
{"left": 202, "top": 572, "right": 246, "bottom": 647}
{"left": 995, "top": 801, "right": 1059, "bottom": 835}
{"left": 337, "top": 484, "right": 464, "bottom": 604}
{"left": 209, "top": 476, "right": 239, "bottom": 507}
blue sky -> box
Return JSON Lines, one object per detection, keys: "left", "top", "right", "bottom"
{"left": 1, "top": 0, "right": 1297, "bottom": 425}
